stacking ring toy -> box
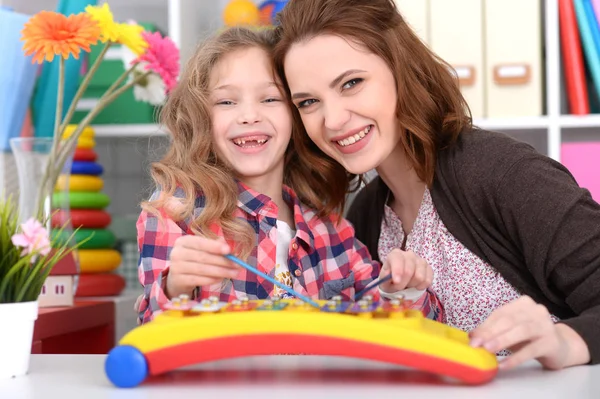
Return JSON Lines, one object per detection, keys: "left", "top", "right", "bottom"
{"left": 55, "top": 175, "right": 103, "bottom": 192}
{"left": 51, "top": 228, "right": 116, "bottom": 249}
{"left": 74, "top": 148, "right": 98, "bottom": 162}
{"left": 63, "top": 125, "right": 94, "bottom": 139}
{"left": 71, "top": 161, "right": 104, "bottom": 176}
{"left": 53, "top": 192, "right": 110, "bottom": 209}
{"left": 73, "top": 137, "right": 96, "bottom": 149}
{"left": 52, "top": 209, "right": 112, "bottom": 229}
{"left": 76, "top": 273, "right": 126, "bottom": 297}
{"left": 78, "top": 249, "right": 122, "bottom": 273}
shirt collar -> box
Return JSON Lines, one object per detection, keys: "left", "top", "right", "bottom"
{"left": 236, "top": 180, "right": 315, "bottom": 248}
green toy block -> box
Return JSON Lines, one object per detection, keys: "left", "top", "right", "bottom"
{"left": 70, "top": 86, "right": 159, "bottom": 125}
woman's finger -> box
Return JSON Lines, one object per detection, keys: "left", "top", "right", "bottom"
{"left": 470, "top": 311, "right": 522, "bottom": 347}
{"left": 498, "top": 338, "right": 550, "bottom": 370}
{"left": 481, "top": 320, "right": 542, "bottom": 353}
{"left": 407, "top": 258, "right": 428, "bottom": 289}
{"left": 395, "top": 258, "right": 415, "bottom": 290}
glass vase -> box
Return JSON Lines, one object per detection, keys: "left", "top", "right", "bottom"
{"left": 9, "top": 137, "right": 80, "bottom": 294}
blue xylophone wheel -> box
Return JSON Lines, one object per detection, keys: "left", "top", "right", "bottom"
{"left": 105, "top": 345, "right": 148, "bottom": 388}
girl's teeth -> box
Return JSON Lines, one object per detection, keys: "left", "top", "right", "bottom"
{"left": 233, "top": 138, "right": 268, "bottom": 147}
{"left": 337, "top": 126, "right": 371, "bottom": 147}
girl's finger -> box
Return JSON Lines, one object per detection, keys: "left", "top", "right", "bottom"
{"left": 176, "top": 249, "right": 239, "bottom": 271}
{"left": 178, "top": 235, "right": 231, "bottom": 254}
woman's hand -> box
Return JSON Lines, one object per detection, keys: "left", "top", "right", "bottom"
{"left": 165, "top": 235, "right": 240, "bottom": 299}
{"left": 378, "top": 248, "right": 433, "bottom": 294}
{"left": 469, "top": 296, "right": 591, "bottom": 370}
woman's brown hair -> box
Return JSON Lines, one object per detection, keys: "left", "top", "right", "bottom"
{"left": 273, "top": 0, "right": 472, "bottom": 215}
{"left": 142, "top": 27, "right": 284, "bottom": 260}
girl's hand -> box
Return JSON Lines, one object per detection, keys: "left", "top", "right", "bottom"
{"left": 166, "top": 235, "right": 240, "bottom": 299}
{"left": 378, "top": 248, "right": 433, "bottom": 294}
{"left": 133, "top": 294, "right": 144, "bottom": 325}
{"left": 469, "top": 296, "right": 591, "bottom": 370}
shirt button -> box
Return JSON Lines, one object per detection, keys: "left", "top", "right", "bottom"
{"left": 292, "top": 242, "right": 298, "bottom": 251}
{"left": 294, "top": 269, "right": 302, "bottom": 277}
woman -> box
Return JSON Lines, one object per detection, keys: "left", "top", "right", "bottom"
{"left": 272, "top": 0, "right": 600, "bottom": 370}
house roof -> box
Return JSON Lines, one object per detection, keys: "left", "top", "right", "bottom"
{"left": 49, "top": 251, "right": 78, "bottom": 275}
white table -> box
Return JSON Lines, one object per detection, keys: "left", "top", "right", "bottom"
{"left": 1, "top": 355, "right": 599, "bottom": 398}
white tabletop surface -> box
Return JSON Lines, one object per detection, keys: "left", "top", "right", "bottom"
{"left": 0, "top": 354, "right": 598, "bottom": 399}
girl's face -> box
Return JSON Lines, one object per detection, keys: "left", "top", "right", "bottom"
{"left": 284, "top": 34, "right": 400, "bottom": 175}
{"left": 210, "top": 47, "right": 292, "bottom": 183}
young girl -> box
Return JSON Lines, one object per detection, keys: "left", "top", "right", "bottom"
{"left": 135, "top": 27, "right": 443, "bottom": 324}
{"left": 273, "top": 0, "right": 600, "bottom": 370}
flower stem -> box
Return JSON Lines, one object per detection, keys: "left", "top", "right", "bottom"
{"left": 52, "top": 71, "right": 152, "bottom": 181}
{"left": 104, "top": 62, "right": 138, "bottom": 97}
{"left": 36, "top": 57, "right": 65, "bottom": 223}
{"left": 59, "top": 42, "right": 112, "bottom": 135}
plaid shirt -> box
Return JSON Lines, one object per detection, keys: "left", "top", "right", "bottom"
{"left": 136, "top": 182, "right": 444, "bottom": 324}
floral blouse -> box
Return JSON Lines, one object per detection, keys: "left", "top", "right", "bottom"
{"left": 377, "top": 188, "right": 558, "bottom": 333}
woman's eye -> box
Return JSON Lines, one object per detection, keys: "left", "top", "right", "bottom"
{"left": 342, "top": 78, "right": 363, "bottom": 90}
{"left": 297, "top": 98, "right": 317, "bottom": 108}
{"left": 264, "top": 97, "right": 281, "bottom": 103}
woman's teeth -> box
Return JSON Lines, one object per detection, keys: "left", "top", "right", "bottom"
{"left": 337, "top": 125, "right": 372, "bottom": 147}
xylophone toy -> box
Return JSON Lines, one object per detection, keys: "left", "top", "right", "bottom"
{"left": 104, "top": 293, "right": 498, "bottom": 388}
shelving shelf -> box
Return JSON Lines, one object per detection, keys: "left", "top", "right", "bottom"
{"left": 91, "top": 115, "right": 600, "bottom": 137}
{"left": 5, "top": 0, "right": 600, "bottom": 162}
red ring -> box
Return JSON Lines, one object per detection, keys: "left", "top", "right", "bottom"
{"left": 75, "top": 273, "right": 126, "bottom": 297}
{"left": 51, "top": 209, "right": 112, "bottom": 229}
{"left": 74, "top": 148, "right": 98, "bottom": 162}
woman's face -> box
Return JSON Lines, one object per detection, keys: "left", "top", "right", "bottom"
{"left": 284, "top": 34, "right": 400, "bottom": 175}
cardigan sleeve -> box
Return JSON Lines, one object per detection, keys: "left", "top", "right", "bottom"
{"left": 495, "top": 154, "right": 600, "bottom": 364}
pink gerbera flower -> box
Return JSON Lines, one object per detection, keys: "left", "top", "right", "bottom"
{"left": 136, "top": 31, "right": 179, "bottom": 93}
{"left": 11, "top": 218, "right": 51, "bottom": 259}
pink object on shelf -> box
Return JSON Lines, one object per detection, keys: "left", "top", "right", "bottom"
{"left": 561, "top": 142, "right": 600, "bottom": 201}
{"left": 20, "top": 108, "right": 33, "bottom": 137}
{"left": 592, "top": 0, "right": 600, "bottom": 24}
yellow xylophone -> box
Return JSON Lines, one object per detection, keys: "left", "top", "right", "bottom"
{"left": 104, "top": 295, "right": 498, "bottom": 388}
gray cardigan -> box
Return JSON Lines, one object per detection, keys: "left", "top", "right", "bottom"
{"left": 347, "top": 128, "right": 600, "bottom": 364}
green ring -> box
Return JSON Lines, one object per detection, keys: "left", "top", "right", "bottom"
{"left": 53, "top": 192, "right": 110, "bottom": 209}
{"left": 52, "top": 229, "right": 116, "bottom": 249}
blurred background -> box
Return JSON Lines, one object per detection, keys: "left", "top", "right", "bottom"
{"left": 1, "top": 0, "right": 599, "bottom": 344}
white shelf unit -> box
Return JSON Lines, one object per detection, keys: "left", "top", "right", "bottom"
{"left": 5, "top": 0, "right": 600, "bottom": 162}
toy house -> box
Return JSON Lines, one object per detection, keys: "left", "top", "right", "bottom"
{"left": 38, "top": 252, "right": 77, "bottom": 308}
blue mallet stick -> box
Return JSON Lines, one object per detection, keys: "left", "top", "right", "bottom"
{"left": 224, "top": 254, "right": 321, "bottom": 308}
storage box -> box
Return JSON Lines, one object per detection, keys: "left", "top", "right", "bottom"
{"left": 70, "top": 22, "right": 163, "bottom": 125}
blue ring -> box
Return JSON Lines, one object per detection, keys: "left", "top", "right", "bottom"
{"left": 71, "top": 161, "right": 103, "bottom": 176}
{"left": 105, "top": 345, "right": 148, "bottom": 388}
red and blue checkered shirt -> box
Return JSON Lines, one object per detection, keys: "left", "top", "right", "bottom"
{"left": 136, "top": 182, "right": 444, "bottom": 324}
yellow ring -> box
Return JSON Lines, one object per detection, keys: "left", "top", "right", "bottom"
{"left": 63, "top": 125, "right": 94, "bottom": 139}
{"left": 55, "top": 175, "right": 104, "bottom": 192}
{"left": 78, "top": 249, "right": 121, "bottom": 273}
{"left": 74, "top": 137, "right": 96, "bottom": 149}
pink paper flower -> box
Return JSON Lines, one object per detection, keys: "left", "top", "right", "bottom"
{"left": 135, "top": 31, "right": 179, "bottom": 93}
{"left": 11, "top": 218, "right": 51, "bottom": 258}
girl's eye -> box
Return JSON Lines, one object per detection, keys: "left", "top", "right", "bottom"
{"left": 342, "top": 78, "right": 363, "bottom": 90}
{"left": 216, "top": 100, "right": 234, "bottom": 105}
{"left": 297, "top": 98, "right": 318, "bottom": 108}
{"left": 263, "top": 97, "right": 281, "bottom": 103}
